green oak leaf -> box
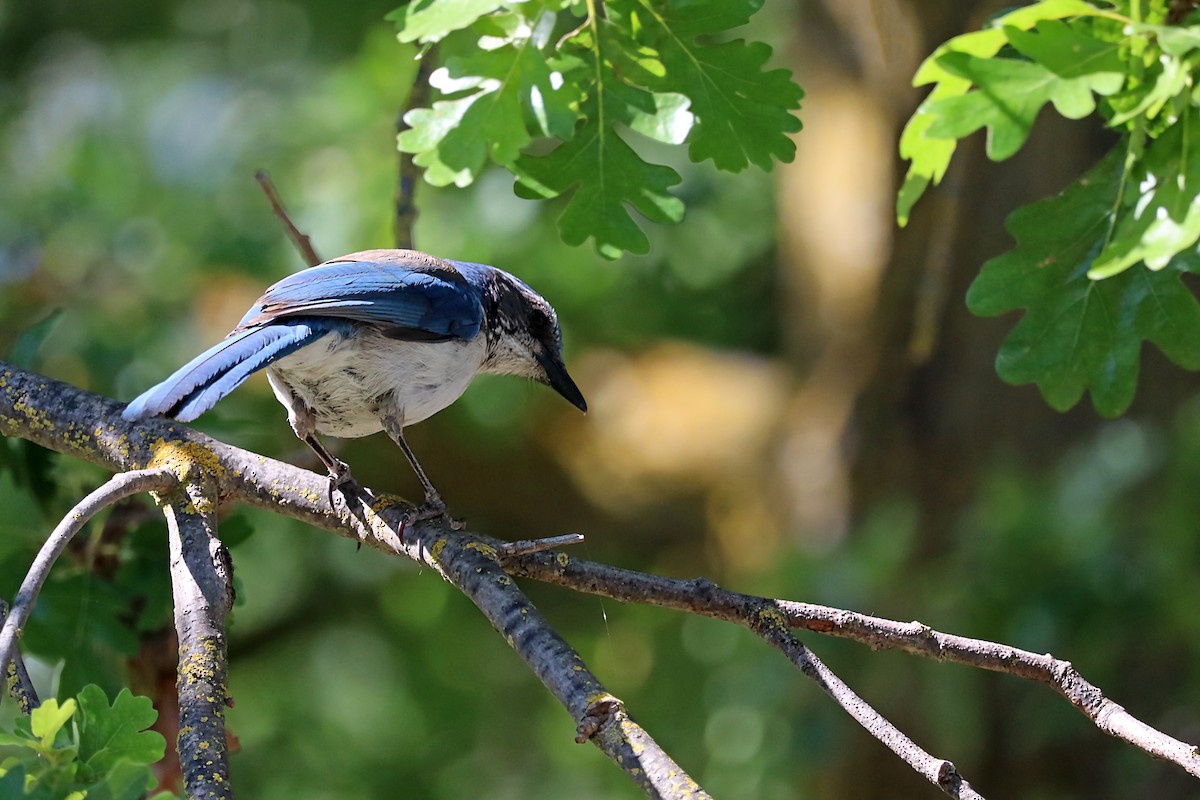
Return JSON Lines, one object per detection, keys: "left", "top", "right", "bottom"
{"left": 30, "top": 698, "right": 76, "bottom": 750}
{"left": 81, "top": 760, "right": 158, "bottom": 800}
{"left": 398, "top": 16, "right": 582, "bottom": 187}
{"left": 510, "top": 13, "right": 690, "bottom": 257}
{"left": 1108, "top": 53, "right": 1188, "bottom": 125}
{"left": 898, "top": 0, "right": 1112, "bottom": 224}
{"left": 513, "top": 91, "right": 684, "bottom": 257}
{"left": 1093, "top": 114, "right": 1200, "bottom": 277}
{"left": 1004, "top": 20, "right": 1123, "bottom": 90}
{"left": 77, "top": 686, "right": 165, "bottom": 773}
{"left": 924, "top": 51, "right": 1111, "bottom": 161}
{"left": 0, "top": 766, "right": 63, "bottom": 800}
{"left": 620, "top": 0, "right": 802, "bottom": 172}
{"left": 388, "top": 0, "right": 512, "bottom": 44}
{"left": 967, "top": 147, "right": 1200, "bottom": 416}
{"left": 1139, "top": 23, "right": 1200, "bottom": 57}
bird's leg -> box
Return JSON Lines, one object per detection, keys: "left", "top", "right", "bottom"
{"left": 303, "top": 433, "right": 353, "bottom": 486}
{"left": 270, "top": 373, "right": 357, "bottom": 503}
{"left": 382, "top": 416, "right": 459, "bottom": 526}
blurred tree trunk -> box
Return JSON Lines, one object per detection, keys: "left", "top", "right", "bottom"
{"left": 777, "top": 0, "right": 1137, "bottom": 545}
{"left": 775, "top": 1, "right": 1198, "bottom": 796}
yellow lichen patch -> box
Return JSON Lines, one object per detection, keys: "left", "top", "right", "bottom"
{"left": 464, "top": 541, "right": 498, "bottom": 559}
{"left": 12, "top": 395, "right": 54, "bottom": 433}
{"left": 556, "top": 552, "right": 570, "bottom": 567}
{"left": 429, "top": 538, "right": 448, "bottom": 565}
{"left": 149, "top": 439, "right": 227, "bottom": 482}
{"left": 369, "top": 493, "right": 408, "bottom": 515}
{"left": 756, "top": 605, "right": 788, "bottom": 631}
{"left": 496, "top": 574, "right": 513, "bottom": 586}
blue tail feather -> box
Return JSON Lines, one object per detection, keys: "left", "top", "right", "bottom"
{"left": 122, "top": 320, "right": 339, "bottom": 423}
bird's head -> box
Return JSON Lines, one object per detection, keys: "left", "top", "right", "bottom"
{"left": 470, "top": 265, "right": 587, "bottom": 414}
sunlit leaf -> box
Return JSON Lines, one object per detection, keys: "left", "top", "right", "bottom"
{"left": 898, "top": 0, "right": 1113, "bottom": 224}
{"left": 621, "top": 0, "right": 802, "bottom": 171}
{"left": 513, "top": 91, "right": 684, "bottom": 258}
{"left": 388, "top": 0, "right": 512, "bottom": 44}
{"left": 30, "top": 699, "right": 76, "bottom": 750}
{"left": 1092, "top": 113, "right": 1200, "bottom": 276}
{"left": 924, "top": 50, "right": 1112, "bottom": 161}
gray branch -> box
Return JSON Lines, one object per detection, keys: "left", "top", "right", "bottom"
{"left": 0, "top": 601, "right": 39, "bottom": 713}
{"left": 162, "top": 473, "right": 235, "bottom": 800}
{"left": 3, "top": 359, "right": 1197, "bottom": 795}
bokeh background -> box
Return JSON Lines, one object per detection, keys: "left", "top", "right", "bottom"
{"left": 2, "top": 0, "right": 1200, "bottom": 798}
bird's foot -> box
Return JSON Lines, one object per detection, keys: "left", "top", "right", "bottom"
{"left": 325, "top": 459, "right": 359, "bottom": 507}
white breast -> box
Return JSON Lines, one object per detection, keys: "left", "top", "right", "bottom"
{"left": 266, "top": 328, "right": 488, "bottom": 438}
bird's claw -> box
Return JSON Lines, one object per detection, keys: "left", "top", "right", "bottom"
{"left": 326, "top": 459, "right": 358, "bottom": 507}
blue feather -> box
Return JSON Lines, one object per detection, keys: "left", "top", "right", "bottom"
{"left": 122, "top": 319, "right": 347, "bottom": 422}
{"left": 236, "top": 258, "right": 484, "bottom": 339}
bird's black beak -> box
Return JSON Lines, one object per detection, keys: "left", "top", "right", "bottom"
{"left": 537, "top": 350, "right": 587, "bottom": 413}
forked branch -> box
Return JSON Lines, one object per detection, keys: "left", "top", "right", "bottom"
{"left": 2, "top": 361, "right": 1197, "bottom": 798}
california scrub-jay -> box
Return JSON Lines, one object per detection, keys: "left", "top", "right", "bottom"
{"left": 122, "top": 249, "right": 587, "bottom": 518}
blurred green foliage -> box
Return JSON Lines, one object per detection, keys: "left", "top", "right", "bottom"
{"left": 901, "top": 0, "right": 1200, "bottom": 417}
{"left": 1, "top": 1, "right": 1200, "bottom": 799}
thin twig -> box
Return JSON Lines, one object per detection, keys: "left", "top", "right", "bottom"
{"left": 394, "top": 45, "right": 438, "bottom": 250}
{"left": 498, "top": 533, "right": 585, "bottom": 558}
{"left": 403, "top": 527, "right": 709, "bottom": 799}
{"left": 0, "top": 600, "right": 38, "bottom": 713}
{"left": 755, "top": 607, "right": 984, "bottom": 799}
{"left": 501, "top": 558, "right": 1200, "bottom": 780}
{"left": 163, "top": 475, "right": 234, "bottom": 800}
{"left": 0, "top": 468, "right": 177, "bottom": 672}
{"left": 254, "top": 169, "right": 322, "bottom": 266}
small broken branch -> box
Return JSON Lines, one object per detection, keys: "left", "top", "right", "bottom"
{"left": 497, "top": 532, "right": 586, "bottom": 558}
{"left": 394, "top": 45, "right": 438, "bottom": 250}
{"left": 403, "top": 526, "right": 708, "bottom": 799}
{"left": 254, "top": 169, "right": 322, "bottom": 266}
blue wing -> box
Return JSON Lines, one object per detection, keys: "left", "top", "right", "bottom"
{"left": 236, "top": 250, "right": 485, "bottom": 340}
{"left": 124, "top": 250, "right": 488, "bottom": 423}
{"left": 123, "top": 319, "right": 352, "bottom": 422}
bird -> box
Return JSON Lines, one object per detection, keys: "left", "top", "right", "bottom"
{"left": 122, "top": 248, "right": 587, "bottom": 520}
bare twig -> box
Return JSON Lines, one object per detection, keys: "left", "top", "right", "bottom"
{"left": 501, "top": 557, "right": 1200, "bottom": 780}
{"left": 163, "top": 474, "right": 234, "bottom": 800}
{"left": 254, "top": 169, "right": 322, "bottom": 266}
{"left": 497, "top": 533, "right": 585, "bottom": 558}
{"left": 395, "top": 45, "right": 438, "bottom": 250}
{"left": 404, "top": 527, "right": 709, "bottom": 799}
{"left": 0, "top": 601, "right": 39, "bottom": 713}
{"left": 754, "top": 606, "right": 983, "bottom": 799}
{"left": 0, "top": 468, "right": 177, "bottom": 673}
